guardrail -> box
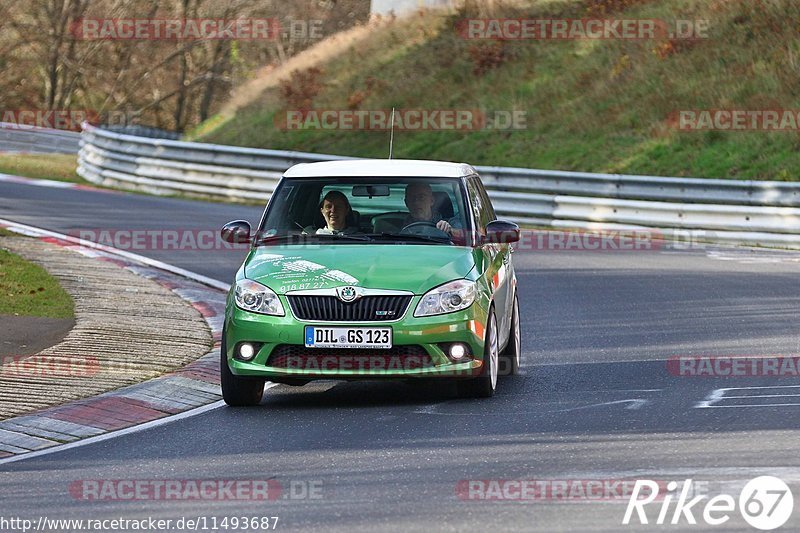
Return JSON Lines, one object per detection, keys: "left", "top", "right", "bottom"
{"left": 78, "top": 123, "right": 800, "bottom": 249}
{"left": 0, "top": 122, "right": 81, "bottom": 154}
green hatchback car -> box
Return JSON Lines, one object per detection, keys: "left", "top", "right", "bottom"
{"left": 219, "top": 159, "right": 521, "bottom": 405}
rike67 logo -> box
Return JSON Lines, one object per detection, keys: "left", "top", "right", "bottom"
{"left": 623, "top": 477, "right": 793, "bottom": 530}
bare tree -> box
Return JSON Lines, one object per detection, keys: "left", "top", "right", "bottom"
{"left": 0, "top": 0, "right": 370, "bottom": 131}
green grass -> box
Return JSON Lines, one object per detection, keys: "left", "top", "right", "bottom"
{"left": 198, "top": 0, "right": 800, "bottom": 181}
{"left": 0, "top": 246, "right": 74, "bottom": 318}
{"left": 0, "top": 153, "right": 81, "bottom": 183}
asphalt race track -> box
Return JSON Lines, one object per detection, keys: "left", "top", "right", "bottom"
{"left": 2, "top": 180, "right": 800, "bottom": 531}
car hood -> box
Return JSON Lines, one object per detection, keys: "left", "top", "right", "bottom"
{"left": 244, "top": 244, "right": 477, "bottom": 294}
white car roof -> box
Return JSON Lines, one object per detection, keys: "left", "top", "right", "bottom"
{"left": 283, "top": 159, "right": 477, "bottom": 179}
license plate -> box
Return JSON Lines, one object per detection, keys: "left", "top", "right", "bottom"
{"left": 304, "top": 326, "right": 392, "bottom": 349}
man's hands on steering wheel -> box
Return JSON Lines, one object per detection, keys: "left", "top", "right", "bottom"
{"left": 400, "top": 220, "right": 451, "bottom": 238}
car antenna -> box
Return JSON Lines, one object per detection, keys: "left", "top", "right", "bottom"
{"left": 388, "top": 107, "right": 396, "bottom": 159}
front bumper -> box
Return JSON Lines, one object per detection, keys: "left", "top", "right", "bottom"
{"left": 224, "top": 294, "right": 487, "bottom": 380}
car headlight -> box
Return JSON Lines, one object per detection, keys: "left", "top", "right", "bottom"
{"left": 234, "top": 279, "right": 284, "bottom": 316}
{"left": 414, "top": 279, "right": 476, "bottom": 317}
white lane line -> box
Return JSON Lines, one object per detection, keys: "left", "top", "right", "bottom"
{"left": 414, "top": 404, "right": 442, "bottom": 415}
{"left": 706, "top": 250, "right": 800, "bottom": 264}
{"left": 414, "top": 397, "right": 652, "bottom": 416}
{"left": 594, "top": 389, "right": 662, "bottom": 393}
{"left": 556, "top": 399, "right": 649, "bottom": 412}
{"left": 724, "top": 394, "right": 800, "bottom": 399}
{"left": 717, "top": 385, "right": 800, "bottom": 391}
{"left": 0, "top": 401, "right": 225, "bottom": 466}
{"left": 0, "top": 383, "right": 281, "bottom": 466}
{"left": 695, "top": 385, "right": 800, "bottom": 409}
{"left": 0, "top": 173, "right": 82, "bottom": 188}
{"left": 697, "top": 403, "right": 800, "bottom": 409}
{"left": 695, "top": 388, "right": 726, "bottom": 408}
{"left": 413, "top": 399, "right": 577, "bottom": 416}
{"left": 0, "top": 217, "right": 230, "bottom": 292}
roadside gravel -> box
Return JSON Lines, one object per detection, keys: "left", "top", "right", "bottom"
{"left": 0, "top": 236, "right": 212, "bottom": 419}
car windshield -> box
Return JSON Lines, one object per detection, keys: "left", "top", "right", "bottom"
{"left": 257, "top": 177, "right": 471, "bottom": 245}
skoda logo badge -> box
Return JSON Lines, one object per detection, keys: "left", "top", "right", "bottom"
{"left": 337, "top": 286, "right": 358, "bottom": 303}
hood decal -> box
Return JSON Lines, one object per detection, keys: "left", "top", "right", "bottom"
{"left": 247, "top": 253, "right": 359, "bottom": 290}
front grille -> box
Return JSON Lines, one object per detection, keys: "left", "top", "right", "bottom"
{"left": 267, "top": 344, "right": 433, "bottom": 371}
{"left": 287, "top": 295, "right": 412, "bottom": 322}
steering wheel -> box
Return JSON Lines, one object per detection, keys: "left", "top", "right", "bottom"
{"left": 400, "top": 221, "right": 450, "bottom": 238}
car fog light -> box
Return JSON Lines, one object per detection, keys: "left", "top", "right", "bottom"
{"left": 238, "top": 343, "right": 256, "bottom": 361}
{"left": 449, "top": 343, "right": 467, "bottom": 360}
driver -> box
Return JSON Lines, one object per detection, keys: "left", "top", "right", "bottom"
{"left": 313, "top": 190, "right": 359, "bottom": 235}
{"left": 403, "top": 182, "right": 458, "bottom": 235}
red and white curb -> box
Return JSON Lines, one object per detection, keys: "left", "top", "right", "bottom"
{"left": 0, "top": 218, "right": 233, "bottom": 463}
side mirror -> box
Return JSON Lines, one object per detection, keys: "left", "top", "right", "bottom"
{"left": 221, "top": 220, "right": 252, "bottom": 244}
{"left": 485, "top": 220, "right": 520, "bottom": 244}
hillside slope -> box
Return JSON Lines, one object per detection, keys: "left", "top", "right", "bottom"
{"left": 198, "top": 0, "right": 800, "bottom": 180}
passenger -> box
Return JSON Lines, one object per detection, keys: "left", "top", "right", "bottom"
{"left": 314, "top": 190, "right": 359, "bottom": 235}
{"left": 403, "top": 182, "right": 459, "bottom": 235}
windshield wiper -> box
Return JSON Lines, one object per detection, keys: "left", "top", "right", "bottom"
{"left": 254, "top": 233, "right": 372, "bottom": 246}
{"left": 369, "top": 232, "right": 450, "bottom": 244}
{"left": 253, "top": 234, "right": 301, "bottom": 246}
{"left": 311, "top": 233, "right": 372, "bottom": 242}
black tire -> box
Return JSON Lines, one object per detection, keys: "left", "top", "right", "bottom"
{"left": 499, "top": 293, "right": 520, "bottom": 376}
{"left": 457, "top": 309, "right": 498, "bottom": 398}
{"left": 220, "top": 331, "right": 265, "bottom": 406}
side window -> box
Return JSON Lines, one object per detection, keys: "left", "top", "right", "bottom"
{"left": 475, "top": 177, "right": 496, "bottom": 223}
{"left": 468, "top": 177, "right": 494, "bottom": 233}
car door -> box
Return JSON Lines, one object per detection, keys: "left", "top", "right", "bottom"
{"left": 476, "top": 176, "right": 514, "bottom": 344}
{"left": 467, "top": 176, "right": 511, "bottom": 348}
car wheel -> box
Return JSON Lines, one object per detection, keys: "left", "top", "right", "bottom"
{"left": 220, "top": 330, "right": 265, "bottom": 406}
{"left": 499, "top": 293, "right": 520, "bottom": 376}
{"left": 457, "top": 309, "right": 498, "bottom": 398}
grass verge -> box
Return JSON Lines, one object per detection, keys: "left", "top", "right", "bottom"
{"left": 0, "top": 153, "right": 81, "bottom": 183}
{"left": 0, "top": 243, "right": 75, "bottom": 318}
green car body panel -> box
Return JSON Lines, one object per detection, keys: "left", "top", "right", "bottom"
{"left": 224, "top": 243, "right": 503, "bottom": 378}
